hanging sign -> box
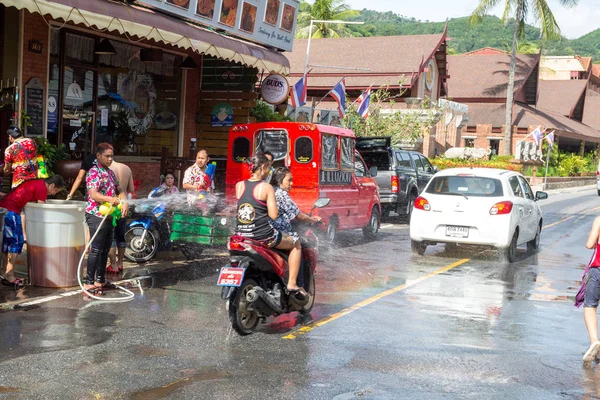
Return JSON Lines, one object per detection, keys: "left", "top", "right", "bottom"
{"left": 24, "top": 77, "right": 45, "bottom": 136}
{"left": 211, "top": 103, "right": 234, "bottom": 127}
{"left": 260, "top": 74, "right": 289, "bottom": 105}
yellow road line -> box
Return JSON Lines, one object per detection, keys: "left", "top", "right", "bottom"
{"left": 282, "top": 258, "right": 470, "bottom": 340}
{"left": 283, "top": 204, "right": 600, "bottom": 340}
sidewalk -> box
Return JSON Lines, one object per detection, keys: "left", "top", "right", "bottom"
{"left": 0, "top": 248, "right": 228, "bottom": 310}
{"left": 530, "top": 183, "right": 596, "bottom": 195}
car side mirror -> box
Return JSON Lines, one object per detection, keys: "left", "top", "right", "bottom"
{"left": 369, "top": 166, "right": 378, "bottom": 177}
{"left": 433, "top": 166, "right": 439, "bottom": 173}
{"left": 535, "top": 191, "right": 548, "bottom": 201}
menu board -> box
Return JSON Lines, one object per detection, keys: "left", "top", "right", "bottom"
{"left": 137, "top": 0, "right": 299, "bottom": 52}
{"left": 24, "top": 77, "right": 45, "bottom": 137}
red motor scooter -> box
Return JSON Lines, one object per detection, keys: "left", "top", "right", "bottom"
{"left": 217, "top": 198, "right": 330, "bottom": 335}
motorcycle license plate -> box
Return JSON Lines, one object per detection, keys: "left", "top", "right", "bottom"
{"left": 216, "top": 267, "right": 245, "bottom": 287}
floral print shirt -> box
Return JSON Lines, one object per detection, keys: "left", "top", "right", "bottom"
{"left": 4, "top": 138, "right": 38, "bottom": 188}
{"left": 85, "top": 161, "right": 119, "bottom": 216}
{"left": 271, "top": 187, "right": 300, "bottom": 234}
{"left": 183, "top": 163, "right": 214, "bottom": 205}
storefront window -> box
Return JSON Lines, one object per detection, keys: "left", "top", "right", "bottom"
{"left": 49, "top": 31, "right": 183, "bottom": 157}
{"left": 97, "top": 41, "right": 181, "bottom": 156}
{"left": 322, "top": 134, "right": 338, "bottom": 170}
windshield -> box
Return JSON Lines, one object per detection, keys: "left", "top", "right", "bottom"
{"left": 425, "top": 176, "right": 504, "bottom": 197}
{"left": 255, "top": 130, "right": 288, "bottom": 161}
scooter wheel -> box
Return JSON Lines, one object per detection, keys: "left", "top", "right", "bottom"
{"left": 229, "top": 278, "right": 259, "bottom": 335}
{"left": 124, "top": 228, "right": 159, "bottom": 263}
{"left": 300, "top": 273, "right": 316, "bottom": 315}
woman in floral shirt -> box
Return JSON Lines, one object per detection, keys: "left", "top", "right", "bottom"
{"left": 84, "top": 143, "right": 129, "bottom": 298}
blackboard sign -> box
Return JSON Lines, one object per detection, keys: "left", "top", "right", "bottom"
{"left": 24, "top": 77, "right": 45, "bottom": 136}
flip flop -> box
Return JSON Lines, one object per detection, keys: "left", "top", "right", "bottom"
{"left": 1, "top": 277, "right": 24, "bottom": 288}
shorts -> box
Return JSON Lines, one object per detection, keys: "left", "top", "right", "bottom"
{"left": 584, "top": 267, "right": 600, "bottom": 307}
{"left": 2, "top": 211, "right": 25, "bottom": 254}
{"left": 111, "top": 218, "right": 127, "bottom": 248}
{"left": 260, "top": 230, "right": 282, "bottom": 248}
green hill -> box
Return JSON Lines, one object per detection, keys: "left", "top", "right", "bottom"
{"left": 340, "top": 10, "right": 598, "bottom": 59}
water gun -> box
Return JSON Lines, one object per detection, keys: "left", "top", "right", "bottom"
{"left": 99, "top": 202, "right": 123, "bottom": 226}
{"left": 198, "top": 162, "right": 217, "bottom": 199}
{"left": 37, "top": 156, "right": 49, "bottom": 179}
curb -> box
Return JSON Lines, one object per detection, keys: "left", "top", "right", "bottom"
{"left": 0, "top": 252, "right": 229, "bottom": 310}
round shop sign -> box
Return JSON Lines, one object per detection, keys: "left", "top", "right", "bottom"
{"left": 260, "top": 74, "right": 290, "bottom": 105}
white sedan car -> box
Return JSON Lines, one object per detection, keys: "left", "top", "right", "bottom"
{"left": 409, "top": 168, "right": 548, "bottom": 262}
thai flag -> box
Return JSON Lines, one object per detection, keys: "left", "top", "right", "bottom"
{"left": 356, "top": 87, "right": 371, "bottom": 119}
{"left": 545, "top": 131, "right": 555, "bottom": 148}
{"left": 530, "top": 126, "right": 542, "bottom": 146}
{"left": 329, "top": 79, "right": 346, "bottom": 118}
{"left": 290, "top": 75, "right": 307, "bottom": 108}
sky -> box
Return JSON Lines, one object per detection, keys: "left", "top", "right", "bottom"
{"left": 344, "top": 0, "right": 600, "bottom": 39}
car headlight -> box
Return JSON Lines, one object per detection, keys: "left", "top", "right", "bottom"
{"left": 220, "top": 217, "right": 228, "bottom": 226}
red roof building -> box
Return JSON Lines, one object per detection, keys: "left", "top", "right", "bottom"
{"left": 448, "top": 50, "right": 600, "bottom": 155}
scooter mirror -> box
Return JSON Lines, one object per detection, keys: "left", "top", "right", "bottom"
{"left": 313, "top": 198, "right": 331, "bottom": 209}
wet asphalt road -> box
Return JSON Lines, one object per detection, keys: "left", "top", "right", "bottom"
{"left": 1, "top": 188, "right": 600, "bottom": 399}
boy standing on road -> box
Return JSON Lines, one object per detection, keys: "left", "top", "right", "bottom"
{"left": 107, "top": 159, "right": 134, "bottom": 273}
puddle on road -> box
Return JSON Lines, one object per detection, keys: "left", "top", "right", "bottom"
{"left": 0, "top": 307, "right": 116, "bottom": 360}
{"left": 129, "top": 368, "right": 230, "bottom": 399}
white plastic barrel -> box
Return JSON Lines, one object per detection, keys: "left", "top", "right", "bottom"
{"left": 24, "top": 200, "right": 86, "bottom": 287}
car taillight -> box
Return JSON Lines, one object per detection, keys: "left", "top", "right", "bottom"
{"left": 391, "top": 176, "right": 399, "bottom": 193}
{"left": 489, "top": 201, "right": 513, "bottom": 215}
{"left": 414, "top": 196, "right": 430, "bottom": 211}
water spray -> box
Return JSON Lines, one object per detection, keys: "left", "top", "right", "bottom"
{"left": 76, "top": 201, "right": 136, "bottom": 302}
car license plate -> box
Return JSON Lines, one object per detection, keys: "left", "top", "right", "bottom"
{"left": 446, "top": 225, "right": 469, "bottom": 238}
{"left": 216, "top": 267, "right": 245, "bottom": 287}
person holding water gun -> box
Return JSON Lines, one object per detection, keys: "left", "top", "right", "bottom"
{"left": 83, "top": 143, "right": 129, "bottom": 298}
{"left": 182, "top": 149, "right": 215, "bottom": 207}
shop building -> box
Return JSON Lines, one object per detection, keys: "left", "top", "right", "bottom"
{"left": 448, "top": 50, "right": 600, "bottom": 156}
{"left": 0, "top": 0, "right": 295, "bottom": 195}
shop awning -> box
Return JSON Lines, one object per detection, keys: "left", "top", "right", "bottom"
{"left": 1, "top": 0, "right": 290, "bottom": 74}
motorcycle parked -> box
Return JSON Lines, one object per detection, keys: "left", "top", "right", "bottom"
{"left": 124, "top": 188, "right": 171, "bottom": 263}
{"left": 218, "top": 198, "right": 330, "bottom": 335}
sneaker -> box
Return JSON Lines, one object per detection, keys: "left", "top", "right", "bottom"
{"left": 583, "top": 341, "right": 600, "bottom": 362}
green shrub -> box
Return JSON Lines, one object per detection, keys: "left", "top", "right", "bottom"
{"left": 557, "top": 154, "right": 587, "bottom": 177}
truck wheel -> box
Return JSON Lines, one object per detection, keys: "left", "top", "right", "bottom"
{"left": 362, "top": 207, "right": 380, "bottom": 239}
{"left": 405, "top": 192, "right": 418, "bottom": 222}
{"left": 411, "top": 240, "right": 426, "bottom": 255}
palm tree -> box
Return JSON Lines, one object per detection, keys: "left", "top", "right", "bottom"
{"left": 295, "top": 0, "right": 359, "bottom": 38}
{"left": 470, "top": 0, "right": 578, "bottom": 155}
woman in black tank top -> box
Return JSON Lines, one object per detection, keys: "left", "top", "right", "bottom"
{"left": 235, "top": 155, "right": 305, "bottom": 294}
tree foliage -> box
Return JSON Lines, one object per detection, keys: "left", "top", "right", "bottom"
{"left": 250, "top": 101, "right": 293, "bottom": 122}
{"left": 344, "top": 84, "right": 442, "bottom": 146}
{"left": 295, "top": 0, "right": 360, "bottom": 38}
{"left": 320, "top": 8, "right": 599, "bottom": 59}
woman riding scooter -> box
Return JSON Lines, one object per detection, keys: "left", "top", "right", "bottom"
{"left": 235, "top": 155, "right": 306, "bottom": 296}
